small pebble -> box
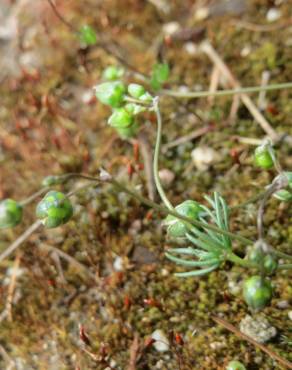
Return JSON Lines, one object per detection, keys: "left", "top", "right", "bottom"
{"left": 151, "top": 329, "right": 170, "bottom": 352}
{"left": 191, "top": 146, "right": 219, "bottom": 171}
{"left": 288, "top": 311, "right": 292, "bottom": 321}
{"left": 266, "top": 8, "right": 281, "bottom": 22}
{"left": 162, "top": 22, "right": 180, "bottom": 35}
{"left": 239, "top": 315, "right": 277, "bottom": 343}
{"left": 159, "top": 169, "right": 175, "bottom": 188}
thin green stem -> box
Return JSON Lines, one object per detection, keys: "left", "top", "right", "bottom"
{"left": 124, "top": 96, "right": 152, "bottom": 106}
{"left": 230, "top": 190, "right": 266, "bottom": 211}
{"left": 277, "top": 264, "right": 292, "bottom": 270}
{"left": 226, "top": 252, "right": 256, "bottom": 269}
{"left": 152, "top": 97, "right": 174, "bottom": 210}
{"left": 20, "top": 187, "right": 50, "bottom": 206}
{"left": 161, "top": 81, "right": 292, "bottom": 99}
{"left": 272, "top": 250, "right": 292, "bottom": 261}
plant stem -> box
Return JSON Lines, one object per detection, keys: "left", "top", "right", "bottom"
{"left": 152, "top": 97, "right": 174, "bottom": 210}
{"left": 124, "top": 96, "right": 152, "bottom": 106}
{"left": 20, "top": 187, "right": 50, "bottom": 206}
{"left": 109, "top": 178, "right": 252, "bottom": 245}
{"left": 230, "top": 190, "right": 266, "bottom": 211}
{"left": 0, "top": 221, "right": 43, "bottom": 263}
{"left": 278, "top": 264, "right": 292, "bottom": 270}
{"left": 161, "top": 81, "right": 292, "bottom": 99}
{"left": 226, "top": 252, "right": 256, "bottom": 269}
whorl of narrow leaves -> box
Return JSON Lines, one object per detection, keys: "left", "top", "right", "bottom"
{"left": 36, "top": 191, "right": 73, "bottom": 228}
{"left": 0, "top": 199, "right": 23, "bottom": 229}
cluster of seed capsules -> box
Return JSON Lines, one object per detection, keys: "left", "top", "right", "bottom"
{"left": 94, "top": 66, "right": 153, "bottom": 139}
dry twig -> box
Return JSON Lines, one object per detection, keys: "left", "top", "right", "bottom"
{"left": 212, "top": 315, "right": 292, "bottom": 369}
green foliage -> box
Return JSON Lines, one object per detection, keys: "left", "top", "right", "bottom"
{"left": 79, "top": 25, "right": 97, "bottom": 46}
{"left": 102, "top": 66, "right": 124, "bottom": 81}
{"left": 243, "top": 276, "right": 272, "bottom": 310}
{"left": 226, "top": 360, "right": 246, "bottom": 370}
{"left": 165, "top": 193, "right": 232, "bottom": 277}
{"left": 94, "top": 81, "right": 126, "bottom": 108}
{"left": 150, "top": 63, "right": 169, "bottom": 90}
{"left": 36, "top": 191, "right": 73, "bottom": 228}
{"left": 0, "top": 199, "right": 23, "bottom": 229}
{"left": 254, "top": 144, "right": 274, "bottom": 169}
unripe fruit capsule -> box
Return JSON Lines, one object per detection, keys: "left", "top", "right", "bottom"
{"left": 164, "top": 200, "right": 202, "bottom": 238}
{"left": 94, "top": 81, "right": 126, "bottom": 108}
{"left": 254, "top": 145, "right": 274, "bottom": 169}
{"left": 0, "top": 199, "right": 23, "bottom": 229}
{"left": 243, "top": 275, "right": 272, "bottom": 310}
{"left": 226, "top": 360, "right": 246, "bottom": 370}
{"left": 36, "top": 191, "right": 73, "bottom": 228}
{"left": 128, "top": 83, "right": 145, "bottom": 99}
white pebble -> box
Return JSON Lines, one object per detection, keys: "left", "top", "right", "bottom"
{"left": 184, "top": 42, "right": 198, "bottom": 55}
{"left": 288, "top": 311, "right": 292, "bottom": 321}
{"left": 191, "top": 146, "right": 219, "bottom": 171}
{"left": 159, "top": 169, "right": 175, "bottom": 188}
{"left": 163, "top": 22, "right": 180, "bottom": 35}
{"left": 266, "top": 8, "right": 281, "bottom": 22}
{"left": 151, "top": 329, "right": 170, "bottom": 352}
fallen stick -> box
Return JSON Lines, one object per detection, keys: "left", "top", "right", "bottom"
{"left": 200, "top": 41, "right": 279, "bottom": 142}
{"left": 212, "top": 315, "right": 292, "bottom": 369}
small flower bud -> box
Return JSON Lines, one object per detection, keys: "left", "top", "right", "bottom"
{"left": 263, "top": 254, "right": 278, "bottom": 275}
{"left": 254, "top": 144, "right": 274, "bottom": 169}
{"left": 36, "top": 191, "right": 73, "bottom": 228}
{"left": 164, "top": 200, "right": 202, "bottom": 238}
{"left": 108, "top": 108, "right": 134, "bottom": 128}
{"left": 0, "top": 199, "right": 23, "bottom": 229}
{"left": 226, "top": 360, "right": 246, "bottom": 370}
{"left": 128, "top": 83, "right": 145, "bottom": 99}
{"left": 102, "top": 66, "right": 124, "bottom": 81}
{"left": 94, "top": 81, "right": 126, "bottom": 108}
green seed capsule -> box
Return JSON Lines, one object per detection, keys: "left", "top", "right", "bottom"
{"left": 263, "top": 254, "right": 278, "bottom": 275}
{"left": 0, "top": 199, "right": 23, "bottom": 229}
{"left": 273, "top": 171, "right": 292, "bottom": 202}
{"left": 128, "top": 84, "right": 146, "bottom": 99}
{"left": 164, "top": 200, "right": 203, "bottom": 238}
{"left": 108, "top": 108, "right": 134, "bottom": 128}
{"left": 115, "top": 122, "right": 139, "bottom": 139}
{"left": 248, "top": 245, "right": 264, "bottom": 265}
{"left": 226, "top": 360, "right": 246, "bottom": 370}
{"left": 102, "top": 66, "right": 124, "bottom": 81}
{"left": 254, "top": 145, "right": 274, "bottom": 169}
{"left": 36, "top": 191, "right": 73, "bottom": 228}
{"left": 94, "top": 81, "right": 126, "bottom": 108}
{"left": 243, "top": 276, "right": 272, "bottom": 310}
{"left": 79, "top": 25, "right": 97, "bottom": 46}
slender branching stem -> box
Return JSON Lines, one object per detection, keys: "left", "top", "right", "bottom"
{"left": 161, "top": 81, "right": 292, "bottom": 99}
{"left": 152, "top": 97, "right": 174, "bottom": 210}
{"left": 20, "top": 187, "right": 50, "bottom": 206}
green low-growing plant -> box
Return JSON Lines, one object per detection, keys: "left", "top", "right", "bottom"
{"left": 1, "top": 65, "right": 292, "bottom": 314}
